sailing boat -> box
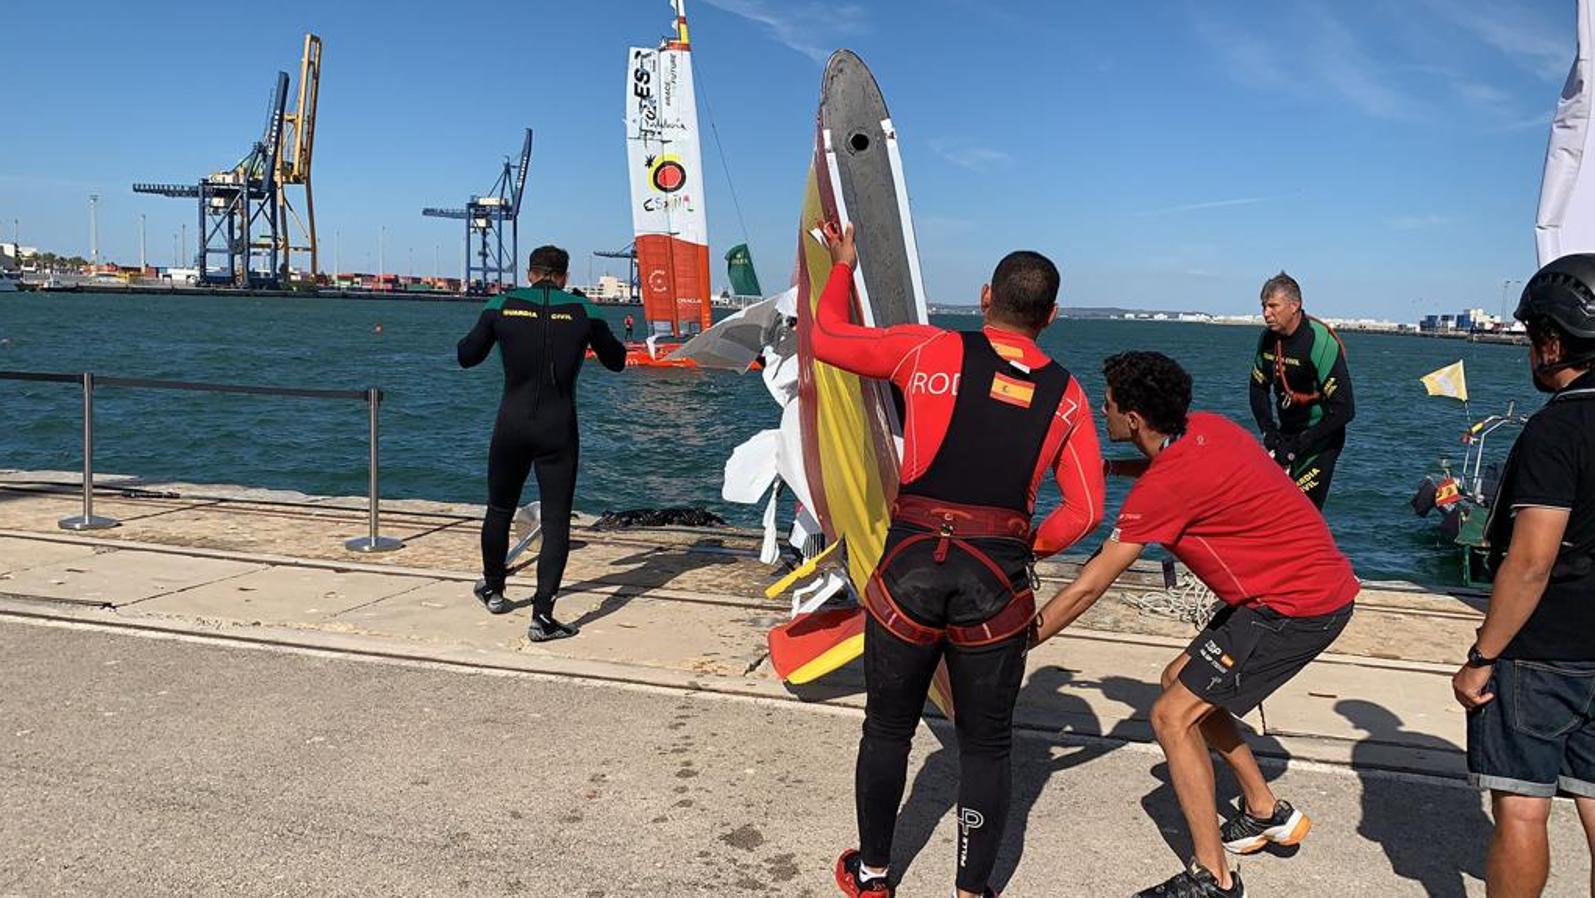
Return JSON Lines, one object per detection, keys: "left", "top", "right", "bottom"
{"left": 617, "top": 0, "right": 717, "bottom": 368}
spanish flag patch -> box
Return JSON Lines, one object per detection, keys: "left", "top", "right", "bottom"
{"left": 992, "top": 341, "right": 1025, "bottom": 362}
{"left": 989, "top": 372, "right": 1035, "bottom": 408}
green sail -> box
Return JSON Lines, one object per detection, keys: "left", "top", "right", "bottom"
{"left": 724, "top": 243, "right": 762, "bottom": 297}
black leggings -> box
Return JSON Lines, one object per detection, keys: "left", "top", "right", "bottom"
{"left": 855, "top": 528, "right": 1030, "bottom": 893}
{"left": 480, "top": 414, "right": 577, "bottom": 609}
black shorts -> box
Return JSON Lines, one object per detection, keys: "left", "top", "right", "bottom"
{"left": 1180, "top": 602, "right": 1353, "bottom": 715}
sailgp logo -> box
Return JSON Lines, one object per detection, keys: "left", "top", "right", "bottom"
{"left": 957, "top": 807, "right": 985, "bottom": 867}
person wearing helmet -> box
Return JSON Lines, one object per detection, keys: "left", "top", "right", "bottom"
{"left": 1248, "top": 272, "right": 1354, "bottom": 508}
{"left": 1455, "top": 253, "right": 1595, "bottom": 897}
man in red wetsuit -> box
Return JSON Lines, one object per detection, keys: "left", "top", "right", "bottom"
{"left": 817, "top": 224, "right": 1104, "bottom": 898}
{"left": 1034, "top": 351, "right": 1357, "bottom": 898}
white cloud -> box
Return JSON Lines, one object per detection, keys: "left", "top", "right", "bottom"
{"left": 1304, "top": 5, "right": 1413, "bottom": 120}
{"left": 1190, "top": 3, "right": 1415, "bottom": 120}
{"left": 697, "top": 0, "right": 868, "bottom": 63}
{"left": 1495, "top": 112, "right": 1552, "bottom": 133}
{"left": 927, "top": 137, "right": 1010, "bottom": 172}
{"left": 1420, "top": 0, "right": 1572, "bottom": 81}
{"left": 1388, "top": 213, "right": 1451, "bottom": 230}
{"left": 1135, "top": 195, "right": 1280, "bottom": 217}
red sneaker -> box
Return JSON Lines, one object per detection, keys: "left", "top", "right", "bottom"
{"left": 834, "top": 849, "right": 893, "bottom": 896}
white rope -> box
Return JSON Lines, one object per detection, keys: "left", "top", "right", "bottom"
{"left": 1128, "top": 571, "right": 1223, "bottom": 627}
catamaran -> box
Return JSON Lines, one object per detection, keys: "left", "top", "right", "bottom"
{"left": 615, "top": 0, "right": 716, "bottom": 368}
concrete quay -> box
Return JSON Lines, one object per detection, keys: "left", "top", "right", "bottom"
{"left": 0, "top": 470, "right": 1483, "bottom": 777}
{"left": 5, "top": 470, "right": 1588, "bottom": 896}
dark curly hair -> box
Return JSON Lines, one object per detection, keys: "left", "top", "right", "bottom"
{"left": 1103, "top": 351, "right": 1192, "bottom": 435}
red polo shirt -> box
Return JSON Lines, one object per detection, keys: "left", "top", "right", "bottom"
{"left": 1113, "top": 412, "right": 1358, "bottom": 617}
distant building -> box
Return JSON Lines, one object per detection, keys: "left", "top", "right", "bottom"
{"left": 596, "top": 275, "right": 630, "bottom": 300}
{"left": 0, "top": 242, "right": 38, "bottom": 263}
{"left": 1422, "top": 308, "right": 1502, "bottom": 333}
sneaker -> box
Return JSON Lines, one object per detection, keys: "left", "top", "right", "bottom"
{"left": 1134, "top": 859, "right": 1244, "bottom": 897}
{"left": 833, "top": 849, "right": 893, "bottom": 896}
{"left": 473, "top": 580, "right": 512, "bottom": 615}
{"left": 1221, "top": 799, "right": 1311, "bottom": 855}
{"left": 528, "top": 611, "right": 579, "bottom": 642}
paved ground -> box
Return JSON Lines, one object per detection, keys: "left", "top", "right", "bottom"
{"left": 0, "top": 475, "right": 1490, "bottom": 776}
{"left": 3, "top": 619, "right": 1589, "bottom": 897}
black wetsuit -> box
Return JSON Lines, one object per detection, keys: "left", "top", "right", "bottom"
{"left": 1249, "top": 316, "right": 1355, "bottom": 508}
{"left": 857, "top": 333, "right": 1074, "bottom": 895}
{"left": 457, "top": 282, "right": 626, "bottom": 610}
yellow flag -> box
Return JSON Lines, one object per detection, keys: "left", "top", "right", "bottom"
{"left": 1420, "top": 360, "right": 1468, "bottom": 402}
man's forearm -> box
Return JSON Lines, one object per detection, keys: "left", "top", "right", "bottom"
{"left": 1034, "top": 582, "right": 1109, "bottom": 643}
{"left": 1476, "top": 557, "right": 1552, "bottom": 657}
{"left": 1248, "top": 381, "right": 1276, "bottom": 434}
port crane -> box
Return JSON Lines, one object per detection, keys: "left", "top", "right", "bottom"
{"left": 422, "top": 129, "right": 533, "bottom": 294}
{"left": 133, "top": 34, "right": 322, "bottom": 288}
{"left": 593, "top": 242, "right": 639, "bottom": 299}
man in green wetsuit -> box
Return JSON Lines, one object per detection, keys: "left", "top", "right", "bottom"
{"left": 1248, "top": 271, "right": 1355, "bottom": 508}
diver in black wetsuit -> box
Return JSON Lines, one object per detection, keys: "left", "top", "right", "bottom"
{"left": 457, "top": 245, "right": 627, "bottom": 641}
{"left": 1248, "top": 271, "right": 1355, "bottom": 509}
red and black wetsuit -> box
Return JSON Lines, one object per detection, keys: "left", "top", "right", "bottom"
{"left": 810, "top": 262, "right": 1104, "bottom": 894}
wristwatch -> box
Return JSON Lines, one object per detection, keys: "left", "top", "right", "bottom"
{"left": 1466, "top": 644, "right": 1498, "bottom": 668}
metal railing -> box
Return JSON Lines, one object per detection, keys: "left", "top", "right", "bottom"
{"left": 0, "top": 370, "right": 403, "bottom": 553}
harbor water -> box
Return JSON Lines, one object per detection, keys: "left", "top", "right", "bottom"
{"left": 0, "top": 291, "right": 1535, "bottom": 584}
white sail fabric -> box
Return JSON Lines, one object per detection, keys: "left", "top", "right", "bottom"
{"left": 624, "top": 2, "right": 713, "bottom": 335}
{"left": 625, "top": 3, "right": 708, "bottom": 250}
{"left": 720, "top": 336, "right": 816, "bottom": 564}
{"left": 1537, "top": 0, "right": 1595, "bottom": 266}
{"left": 668, "top": 288, "right": 793, "bottom": 370}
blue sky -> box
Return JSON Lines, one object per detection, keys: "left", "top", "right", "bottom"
{"left": 0, "top": 0, "right": 1579, "bottom": 317}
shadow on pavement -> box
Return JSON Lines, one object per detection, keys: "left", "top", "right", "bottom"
{"left": 1337, "top": 698, "right": 1488, "bottom": 897}
{"left": 556, "top": 540, "right": 739, "bottom": 629}
{"left": 888, "top": 666, "right": 1164, "bottom": 891}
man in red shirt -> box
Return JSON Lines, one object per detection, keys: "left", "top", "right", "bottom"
{"left": 817, "top": 224, "right": 1104, "bottom": 898}
{"left": 1033, "top": 351, "right": 1357, "bottom": 898}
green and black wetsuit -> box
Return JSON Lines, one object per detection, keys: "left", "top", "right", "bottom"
{"left": 457, "top": 281, "right": 627, "bottom": 610}
{"left": 1248, "top": 316, "right": 1354, "bottom": 508}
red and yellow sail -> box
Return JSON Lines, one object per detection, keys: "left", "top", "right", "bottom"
{"left": 626, "top": 0, "right": 713, "bottom": 338}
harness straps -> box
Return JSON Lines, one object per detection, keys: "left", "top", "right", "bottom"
{"left": 864, "top": 497, "right": 1036, "bottom": 647}
{"left": 1272, "top": 317, "right": 1345, "bottom": 409}
{"left": 1273, "top": 336, "right": 1320, "bottom": 408}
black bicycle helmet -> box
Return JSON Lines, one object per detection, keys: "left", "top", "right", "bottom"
{"left": 1517, "top": 254, "right": 1595, "bottom": 339}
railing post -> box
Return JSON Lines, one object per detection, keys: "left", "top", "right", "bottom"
{"left": 344, "top": 387, "right": 403, "bottom": 553}
{"left": 59, "top": 372, "right": 119, "bottom": 531}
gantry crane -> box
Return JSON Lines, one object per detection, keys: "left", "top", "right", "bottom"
{"left": 594, "top": 242, "right": 639, "bottom": 299}
{"left": 275, "top": 33, "right": 322, "bottom": 280}
{"left": 422, "top": 128, "right": 533, "bottom": 294}
{"left": 132, "top": 34, "right": 322, "bottom": 289}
